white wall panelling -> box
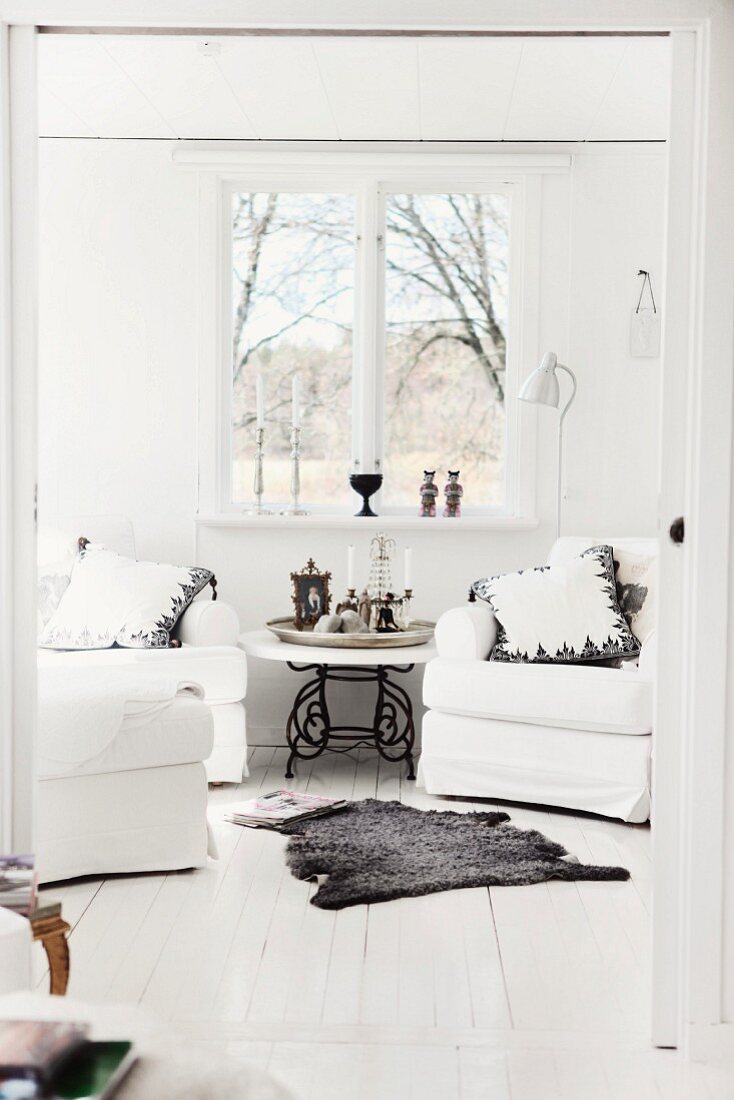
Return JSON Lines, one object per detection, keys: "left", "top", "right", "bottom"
{"left": 37, "top": 34, "right": 671, "bottom": 142}
{"left": 38, "top": 139, "right": 665, "bottom": 745}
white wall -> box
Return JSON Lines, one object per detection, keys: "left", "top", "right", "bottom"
{"left": 38, "top": 139, "right": 666, "bottom": 743}
{"left": 38, "top": 141, "right": 199, "bottom": 565}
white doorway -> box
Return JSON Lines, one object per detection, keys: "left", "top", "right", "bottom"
{"left": 3, "top": 1, "right": 734, "bottom": 1084}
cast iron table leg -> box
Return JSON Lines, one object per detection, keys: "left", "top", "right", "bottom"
{"left": 284, "top": 662, "right": 415, "bottom": 780}
{"left": 285, "top": 663, "right": 330, "bottom": 779}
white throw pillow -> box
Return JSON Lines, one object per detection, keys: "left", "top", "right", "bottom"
{"left": 37, "top": 531, "right": 81, "bottom": 639}
{"left": 613, "top": 550, "right": 657, "bottom": 644}
{"left": 39, "top": 548, "right": 214, "bottom": 650}
{"left": 37, "top": 555, "right": 74, "bottom": 632}
{"left": 472, "top": 545, "right": 640, "bottom": 664}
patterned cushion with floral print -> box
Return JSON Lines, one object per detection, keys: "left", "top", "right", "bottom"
{"left": 39, "top": 547, "right": 213, "bottom": 650}
{"left": 472, "top": 545, "right": 640, "bottom": 665}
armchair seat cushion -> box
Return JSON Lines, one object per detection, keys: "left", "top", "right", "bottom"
{"left": 37, "top": 644, "right": 247, "bottom": 706}
{"left": 423, "top": 656, "right": 652, "bottom": 736}
{"left": 39, "top": 694, "right": 214, "bottom": 780}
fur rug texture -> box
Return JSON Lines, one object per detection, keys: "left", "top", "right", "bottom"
{"left": 282, "top": 799, "right": 630, "bottom": 909}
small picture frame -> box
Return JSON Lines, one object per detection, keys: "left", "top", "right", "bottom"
{"left": 291, "top": 559, "right": 332, "bottom": 630}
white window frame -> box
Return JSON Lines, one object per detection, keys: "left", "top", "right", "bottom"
{"left": 189, "top": 149, "right": 563, "bottom": 522}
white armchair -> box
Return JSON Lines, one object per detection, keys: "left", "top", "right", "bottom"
{"left": 35, "top": 515, "right": 248, "bottom": 882}
{"left": 419, "top": 537, "right": 656, "bottom": 823}
{"left": 38, "top": 515, "right": 247, "bottom": 784}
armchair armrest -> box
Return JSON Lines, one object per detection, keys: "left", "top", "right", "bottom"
{"left": 434, "top": 602, "right": 498, "bottom": 660}
{"left": 638, "top": 630, "right": 657, "bottom": 679}
{"left": 176, "top": 599, "right": 240, "bottom": 647}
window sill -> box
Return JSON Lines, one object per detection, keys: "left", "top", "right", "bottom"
{"left": 194, "top": 513, "right": 539, "bottom": 532}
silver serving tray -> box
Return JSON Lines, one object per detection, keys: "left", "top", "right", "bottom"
{"left": 266, "top": 617, "right": 435, "bottom": 649}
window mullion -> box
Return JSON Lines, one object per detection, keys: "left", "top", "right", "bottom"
{"left": 353, "top": 180, "right": 380, "bottom": 474}
{"left": 374, "top": 183, "right": 386, "bottom": 480}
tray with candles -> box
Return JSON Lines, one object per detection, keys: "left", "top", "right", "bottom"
{"left": 265, "top": 617, "right": 435, "bottom": 649}
{"left": 272, "top": 532, "right": 432, "bottom": 647}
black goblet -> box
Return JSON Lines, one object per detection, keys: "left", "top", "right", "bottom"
{"left": 349, "top": 472, "right": 383, "bottom": 517}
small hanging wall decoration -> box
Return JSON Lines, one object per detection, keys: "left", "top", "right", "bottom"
{"left": 630, "top": 269, "right": 661, "bottom": 358}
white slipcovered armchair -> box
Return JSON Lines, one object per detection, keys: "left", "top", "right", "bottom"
{"left": 36, "top": 515, "right": 248, "bottom": 882}
{"left": 419, "top": 537, "right": 656, "bottom": 823}
{"left": 37, "top": 515, "right": 247, "bottom": 784}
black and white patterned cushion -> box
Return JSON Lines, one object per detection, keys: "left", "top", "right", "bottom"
{"left": 613, "top": 550, "right": 657, "bottom": 645}
{"left": 39, "top": 547, "right": 213, "bottom": 650}
{"left": 472, "top": 544, "right": 640, "bottom": 664}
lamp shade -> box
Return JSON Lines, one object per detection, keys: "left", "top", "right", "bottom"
{"left": 519, "top": 351, "right": 560, "bottom": 407}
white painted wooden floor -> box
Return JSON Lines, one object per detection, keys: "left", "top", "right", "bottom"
{"left": 37, "top": 747, "right": 734, "bottom": 1099}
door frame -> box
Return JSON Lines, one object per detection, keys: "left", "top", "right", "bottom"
{"left": 2, "top": 0, "right": 732, "bottom": 1056}
{"left": 659, "top": 3, "right": 734, "bottom": 1059}
{"left": 0, "top": 21, "right": 37, "bottom": 855}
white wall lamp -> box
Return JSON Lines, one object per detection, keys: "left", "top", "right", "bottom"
{"left": 519, "top": 351, "right": 577, "bottom": 538}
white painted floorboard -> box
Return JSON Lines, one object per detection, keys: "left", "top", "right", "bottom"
{"left": 38, "top": 748, "right": 733, "bottom": 1099}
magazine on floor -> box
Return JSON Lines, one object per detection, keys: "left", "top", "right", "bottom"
{"left": 0, "top": 855, "right": 36, "bottom": 916}
{"left": 223, "top": 789, "right": 348, "bottom": 831}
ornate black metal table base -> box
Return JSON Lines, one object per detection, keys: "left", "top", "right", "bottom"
{"left": 284, "top": 661, "right": 416, "bottom": 780}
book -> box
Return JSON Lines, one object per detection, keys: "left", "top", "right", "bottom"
{"left": 0, "top": 1033, "right": 136, "bottom": 1100}
{"left": 28, "top": 898, "right": 61, "bottom": 924}
{"left": 0, "top": 856, "right": 36, "bottom": 917}
{"left": 0, "top": 1021, "right": 88, "bottom": 1089}
{"left": 223, "top": 789, "right": 348, "bottom": 831}
{"left": 50, "top": 1040, "right": 137, "bottom": 1100}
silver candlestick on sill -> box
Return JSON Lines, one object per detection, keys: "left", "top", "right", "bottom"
{"left": 245, "top": 426, "right": 273, "bottom": 515}
{"left": 281, "top": 426, "right": 310, "bottom": 516}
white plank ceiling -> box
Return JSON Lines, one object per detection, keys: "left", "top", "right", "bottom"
{"left": 38, "top": 34, "right": 670, "bottom": 142}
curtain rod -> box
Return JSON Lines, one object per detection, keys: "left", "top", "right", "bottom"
{"left": 37, "top": 27, "right": 670, "bottom": 38}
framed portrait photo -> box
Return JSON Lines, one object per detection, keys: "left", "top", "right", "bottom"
{"left": 291, "top": 559, "right": 332, "bottom": 630}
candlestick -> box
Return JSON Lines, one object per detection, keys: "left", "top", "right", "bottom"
{"left": 292, "top": 374, "right": 301, "bottom": 429}
{"left": 280, "top": 425, "right": 310, "bottom": 516}
{"left": 347, "top": 544, "right": 355, "bottom": 590}
{"left": 256, "top": 373, "right": 265, "bottom": 429}
{"left": 402, "top": 587, "right": 413, "bottom": 629}
{"left": 245, "top": 426, "right": 273, "bottom": 515}
{"left": 404, "top": 547, "right": 413, "bottom": 590}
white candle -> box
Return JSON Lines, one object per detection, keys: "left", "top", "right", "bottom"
{"left": 404, "top": 547, "right": 413, "bottom": 589}
{"left": 347, "top": 545, "right": 355, "bottom": 590}
{"left": 292, "top": 374, "right": 301, "bottom": 429}
{"left": 256, "top": 374, "right": 265, "bottom": 429}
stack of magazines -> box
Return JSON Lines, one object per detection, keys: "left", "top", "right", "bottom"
{"left": 0, "top": 1020, "right": 136, "bottom": 1099}
{"left": 0, "top": 856, "right": 36, "bottom": 917}
{"left": 223, "top": 789, "right": 347, "bottom": 831}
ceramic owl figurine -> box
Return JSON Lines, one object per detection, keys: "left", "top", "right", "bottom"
{"left": 443, "top": 470, "right": 463, "bottom": 518}
{"left": 419, "top": 470, "right": 439, "bottom": 517}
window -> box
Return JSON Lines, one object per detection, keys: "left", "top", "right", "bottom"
{"left": 221, "top": 168, "right": 529, "bottom": 516}
{"left": 230, "top": 192, "right": 355, "bottom": 508}
{"left": 382, "top": 192, "right": 509, "bottom": 507}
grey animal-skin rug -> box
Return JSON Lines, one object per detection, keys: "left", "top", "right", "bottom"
{"left": 282, "top": 799, "right": 630, "bottom": 909}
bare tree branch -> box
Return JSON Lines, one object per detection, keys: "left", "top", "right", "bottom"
{"left": 386, "top": 195, "right": 506, "bottom": 401}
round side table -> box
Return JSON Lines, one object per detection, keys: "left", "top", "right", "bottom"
{"left": 238, "top": 630, "right": 437, "bottom": 781}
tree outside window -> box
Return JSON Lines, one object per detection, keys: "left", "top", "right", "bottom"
{"left": 230, "top": 186, "right": 509, "bottom": 510}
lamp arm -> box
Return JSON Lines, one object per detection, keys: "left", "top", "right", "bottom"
{"left": 555, "top": 363, "right": 577, "bottom": 539}
{"left": 557, "top": 362, "right": 577, "bottom": 424}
